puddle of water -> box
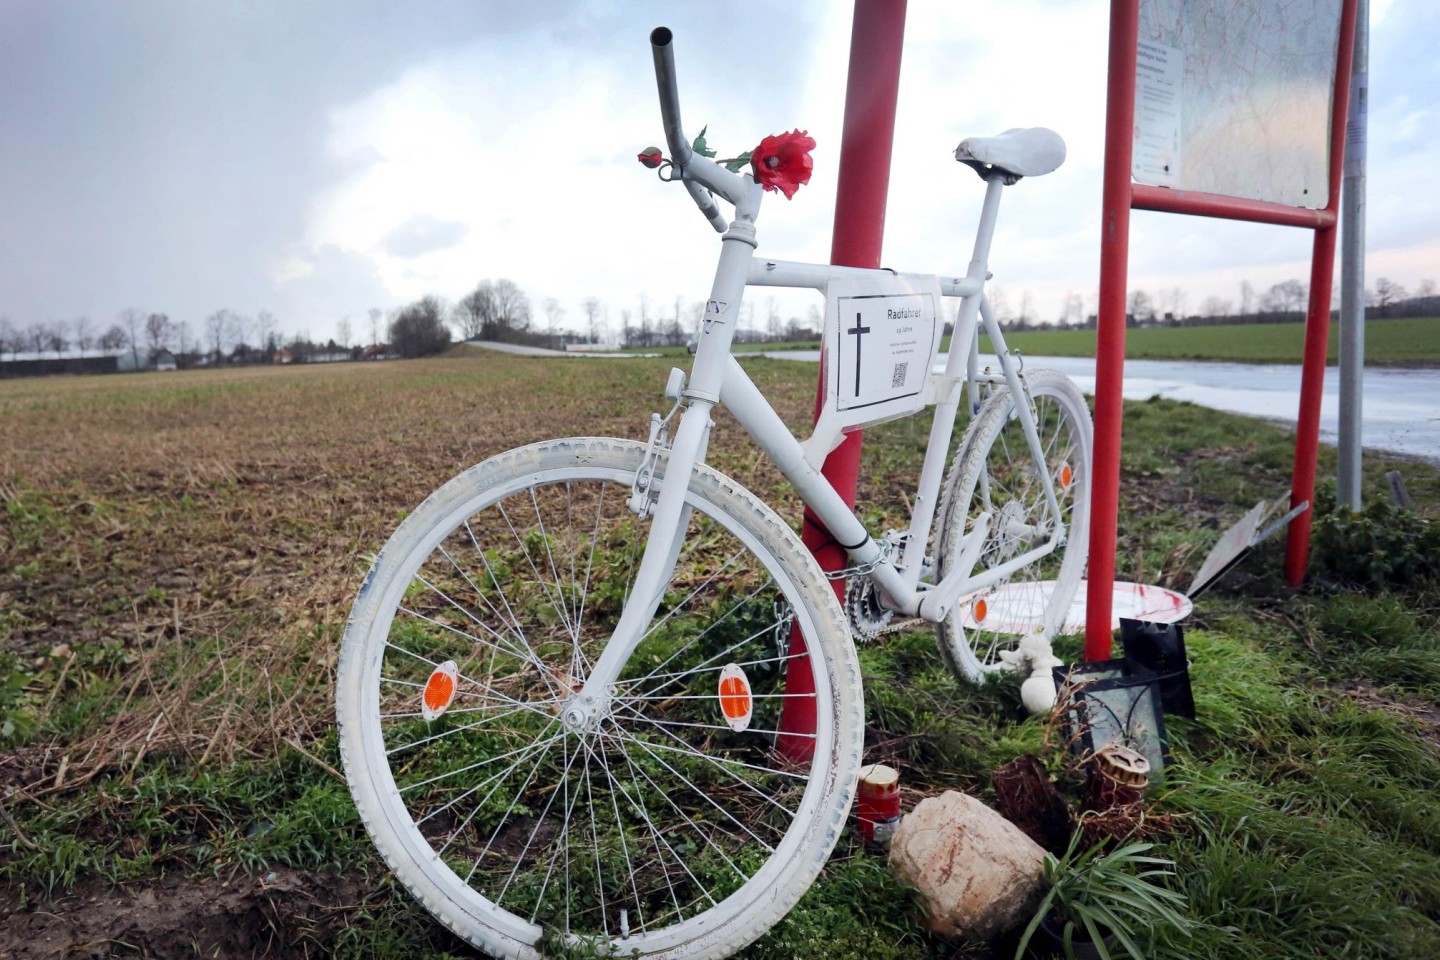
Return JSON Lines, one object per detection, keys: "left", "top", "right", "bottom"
{"left": 758, "top": 351, "right": 1440, "bottom": 461}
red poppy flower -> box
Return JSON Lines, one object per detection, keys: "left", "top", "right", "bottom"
{"left": 751, "top": 130, "right": 815, "bottom": 199}
{"left": 637, "top": 146, "right": 665, "bottom": 168}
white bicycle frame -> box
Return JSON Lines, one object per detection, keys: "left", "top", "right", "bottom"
{"left": 566, "top": 31, "right": 1068, "bottom": 727}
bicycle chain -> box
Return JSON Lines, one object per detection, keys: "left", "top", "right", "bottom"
{"left": 843, "top": 576, "right": 925, "bottom": 643}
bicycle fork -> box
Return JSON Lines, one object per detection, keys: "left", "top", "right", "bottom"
{"left": 558, "top": 394, "right": 714, "bottom": 734}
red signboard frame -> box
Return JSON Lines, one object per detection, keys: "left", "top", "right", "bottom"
{"left": 1085, "top": 0, "right": 1360, "bottom": 661}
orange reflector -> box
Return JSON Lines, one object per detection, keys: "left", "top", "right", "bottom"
{"left": 974, "top": 598, "right": 988, "bottom": 624}
{"left": 421, "top": 660, "right": 458, "bottom": 721}
{"left": 1059, "top": 462, "right": 1074, "bottom": 489}
{"left": 717, "top": 663, "right": 753, "bottom": 732}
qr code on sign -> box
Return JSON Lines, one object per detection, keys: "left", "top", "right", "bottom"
{"left": 890, "top": 362, "right": 909, "bottom": 389}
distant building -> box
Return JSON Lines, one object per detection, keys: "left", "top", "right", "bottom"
{"left": 115, "top": 349, "right": 178, "bottom": 372}
{"left": 0, "top": 351, "right": 121, "bottom": 377}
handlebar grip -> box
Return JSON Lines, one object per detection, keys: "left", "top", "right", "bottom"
{"left": 651, "top": 26, "right": 728, "bottom": 233}
{"left": 650, "top": 27, "right": 691, "bottom": 165}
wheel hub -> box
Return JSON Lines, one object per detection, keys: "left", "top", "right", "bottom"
{"left": 559, "top": 691, "right": 609, "bottom": 733}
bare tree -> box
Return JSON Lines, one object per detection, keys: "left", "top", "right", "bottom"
{"left": 582, "top": 297, "right": 602, "bottom": 344}
{"left": 989, "top": 286, "right": 1012, "bottom": 323}
{"left": 491, "top": 279, "right": 530, "bottom": 333}
{"left": 24, "top": 322, "right": 47, "bottom": 355}
{"left": 1160, "top": 286, "right": 1187, "bottom": 322}
{"left": 807, "top": 303, "right": 823, "bottom": 337}
{"left": 256, "top": 311, "right": 277, "bottom": 357}
{"left": 1263, "top": 279, "right": 1307, "bottom": 316}
{"left": 37, "top": 322, "right": 66, "bottom": 360}
{"left": 1200, "top": 296, "right": 1233, "bottom": 319}
{"left": 455, "top": 282, "right": 497, "bottom": 340}
{"left": 119, "top": 307, "right": 145, "bottom": 368}
{"left": 206, "top": 309, "right": 231, "bottom": 363}
{"left": 1416, "top": 278, "right": 1436, "bottom": 300}
{"left": 543, "top": 298, "right": 564, "bottom": 345}
{"left": 1126, "top": 289, "right": 1154, "bottom": 324}
{"left": 98, "top": 324, "right": 127, "bottom": 354}
{"left": 1058, "top": 292, "right": 1083, "bottom": 327}
{"left": 336, "top": 316, "right": 352, "bottom": 350}
{"left": 1239, "top": 280, "right": 1255, "bottom": 317}
{"left": 638, "top": 293, "right": 652, "bottom": 347}
{"left": 73, "top": 315, "right": 93, "bottom": 357}
{"left": 225, "top": 312, "right": 251, "bottom": 353}
{"left": 619, "top": 308, "right": 634, "bottom": 347}
{"left": 389, "top": 296, "right": 452, "bottom": 357}
{"left": 175, "top": 319, "right": 192, "bottom": 360}
{"left": 0, "top": 316, "right": 13, "bottom": 360}
{"left": 145, "top": 312, "right": 172, "bottom": 357}
{"left": 367, "top": 308, "right": 383, "bottom": 346}
{"left": 766, "top": 296, "right": 782, "bottom": 340}
{"left": 1016, "top": 290, "right": 1034, "bottom": 328}
{"left": 1373, "top": 277, "right": 1406, "bottom": 316}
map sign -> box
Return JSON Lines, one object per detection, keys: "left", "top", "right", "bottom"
{"left": 1135, "top": 0, "right": 1344, "bottom": 208}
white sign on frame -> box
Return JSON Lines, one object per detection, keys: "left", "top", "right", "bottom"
{"left": 803, "top": 273, "right": 943, "bottom": 468}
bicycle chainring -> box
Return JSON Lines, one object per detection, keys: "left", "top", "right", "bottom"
{"left": 844, "top": 576, "right": 894, "bottom": 643}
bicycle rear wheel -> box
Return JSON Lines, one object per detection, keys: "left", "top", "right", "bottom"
{"left": 337, "top": 437, "right": 862, "bottom": 959}
{"left": 934, "top": 370, "right": 1092, "bottom": 683}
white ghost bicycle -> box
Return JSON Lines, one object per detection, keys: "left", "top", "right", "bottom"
{"left": 336, "top": 26, "right": 1092, "bottom": 960}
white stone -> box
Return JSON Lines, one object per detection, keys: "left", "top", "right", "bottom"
{"left": 888, "top": 790, "right": 1048, "bottom": 940}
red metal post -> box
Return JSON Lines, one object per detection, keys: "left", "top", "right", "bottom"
{"left": 1285, "top": 0, "right": 1360, "bottom": 585}
{"left": 1083, "top": 0, "right": 1139, "bottom": 662}
{"left": 778, "top": 0, "right": 907, "bottom": 760}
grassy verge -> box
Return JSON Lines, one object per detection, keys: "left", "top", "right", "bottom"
{"left": 627, "top": 314, "right": 1440, "bottom": 365}
{"left": 1, "top": 355, "right": 1437, "bottom": 958}
{"left": 974, "top": 314, "right": 1440, "bottom": 365}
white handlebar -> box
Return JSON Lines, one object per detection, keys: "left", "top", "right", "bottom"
{"left": 650, "top": 27, "right": 746, "bottom": 234}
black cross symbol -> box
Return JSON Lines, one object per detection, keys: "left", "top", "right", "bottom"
{"left": 847, "top": 313, "right": 871, "bottom": 396}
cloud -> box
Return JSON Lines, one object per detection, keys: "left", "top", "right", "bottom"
{"left": 382, "top": 216, "right": 470, "bottom": 259}
{"left": 270, "top": 244, "right": 392, "bottom": 335}
{"left": 3, "top": 0, "right": 1434, "bottom": 343}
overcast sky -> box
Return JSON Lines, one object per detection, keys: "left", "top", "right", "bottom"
{"left": 2, "top": 0, "right": 1434, "bottom": 345}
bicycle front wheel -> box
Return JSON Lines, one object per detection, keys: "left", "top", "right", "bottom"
{"left": 934, "top": 370, "right": 1092, "bottom": 682}
{"left": 337, "top": 437, "right": 862, "bottom": 959}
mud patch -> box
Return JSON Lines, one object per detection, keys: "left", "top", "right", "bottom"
{"left": 0, "top": 868, "right": 368, "bottom": 960}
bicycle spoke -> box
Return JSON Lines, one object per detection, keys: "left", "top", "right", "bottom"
{"left": 403, "top": 726, "right": 564, "bottom": 796}
{"left": 341, "top": 439, "right": 861, "bottom": 952}
{"left": 384, "top": 705, "right": 533, "bottom": 757}
{"left": 528, "top": 485, "right": 579, "bottom": 643}
{"left": 590, "top": 733, "right": 651, "bottom": 933}
{"left": 611, "top": 701, "right": 806, "bottom": 820}
{"left": 633, "top": 577, "right": 771, "bottom": 686}
{"left": 620, "top": 651, "right": 807, "bottom": 702}
{"left": 603, "top": 724, "right": 778, "bottom": 851}
{"left": 495, "top": 728, "right": 582, "bottom": 909}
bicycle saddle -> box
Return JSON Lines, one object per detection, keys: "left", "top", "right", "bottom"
{"left": 954, "top": 127, "right": 1066, "bottom": 184}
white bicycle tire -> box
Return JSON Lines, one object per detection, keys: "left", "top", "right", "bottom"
{"left": 336, "top": 437, "right": 863, "bottom": 959}
{"left": 934, "top": 370, "right": 1092, "bottom": 682}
